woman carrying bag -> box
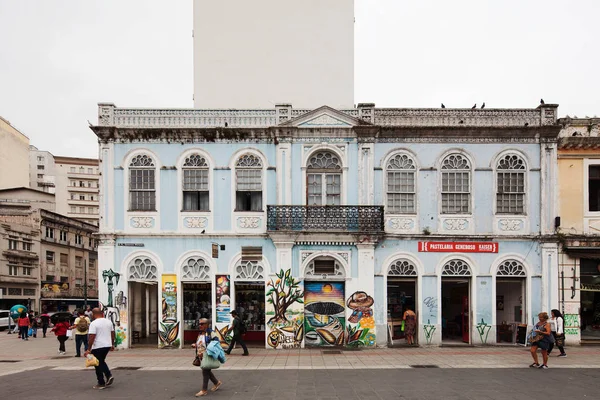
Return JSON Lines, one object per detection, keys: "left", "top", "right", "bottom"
{"left": 191, "top": 318, "right": 223, "bottom": 397}
{"left": 548, "top": 309, "right": 567, "bottom": 357}
{"left": 529, "top": 312, "right": 554, "bottom": 369}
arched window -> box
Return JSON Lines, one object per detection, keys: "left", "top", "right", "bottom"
{"left": 388, "top": 259, "right": 417, "bottom": 276}
{"left": 235, "top": 260, "right": 264, "bottom": 280}
{"left": 128, "top": 257, "right": 158, "bottom": 280}
{"left": 441, "top": 259, "right": 471, "bottom": 276}
{"left": 129, "top": 154, "right": 156, "bottom": 211}
{"left": 307, "top": 151, "right": 342, "bottom": 205}
{"left": 386, "top": 153, "right": 416, "bottom": 214}
{"left": 235, "top": 154, "right": 263, "bottom": 211}
{"left": 304, "top": 257, "right": 346, "bottom": 279}
{"left": 181, "top": 257, "right": 211, "bottom": 280}
{"left": 182, "top": 154, "right": 209, "bottom": 211}
{"left": 496, "top": 154, "right": 526, "bottom": 214}
{"left": 441, "top": 153, "right": 471, "bottom": 214}
{"left": 497, "top": 260, "right": 526, "bottom": 276}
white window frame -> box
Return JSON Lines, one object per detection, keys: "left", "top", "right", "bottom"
{"left": 305, "top": 151, "right": 343, "bottom": 206}
{"left": 439, "top": 152, "right": 473, "bottom": 215}
{"left": 123, "top": 150, "right": 161, "bottom": 232}
{"left": 181, "top": 153, "right": 211, "bottom": 212}
{"left": 128, "top": 154, "right": 157, "bottom": 211}
{"left": 302, "top": 145, "right": 348, "bottom": 206}
{"left": 494, "top": 152, "right": 527, "bottom": 215}
{"left": 584, "top": 159, "right": 600, "bottom": 217}
{"left": 384, "top": 151, "right": 417, "bottom": 215}
{"left": 234, "top": 153, "right": 264, "bottom": 212}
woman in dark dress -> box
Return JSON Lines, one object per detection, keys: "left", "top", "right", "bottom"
{"left": 403, "top": 306, "right": 417, "bottom": 345}
{"left": 530, "top": 312, "right": 553, "bottom": 369}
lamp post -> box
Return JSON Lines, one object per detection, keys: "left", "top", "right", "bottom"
{"left": 84, "top": 259, "right": 88, "bottom": 309}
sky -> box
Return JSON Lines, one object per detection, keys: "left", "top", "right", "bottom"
{"left": 1, "top": 0, "right": 599, "bottom": 159}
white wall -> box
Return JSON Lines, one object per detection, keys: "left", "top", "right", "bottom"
{"left": 193, "top": 0, "right": 354, "bottom": 109}
{"left": 0, "top": 117, "right": 30, "bottom": 189}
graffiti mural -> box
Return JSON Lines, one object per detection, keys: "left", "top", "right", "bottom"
{"left": 159, "top": 274, "right": 180, "bottom": 348}
{"left": 346, "top": 291, "right": 376, "bottom": 347}
{"left": 215, "top": 275, "right": 231, "bottom": 323}
{"left": 102, "top": 269, "right": 120, "bottom": 307}
{"left": 265, "top": 269, "right": 305, "bottom": 349}
{"left": 304, "top": 282, "right": 345, "bottom": 347}
{"left": 564, "top": 313, "right": 580, "bottom": 336}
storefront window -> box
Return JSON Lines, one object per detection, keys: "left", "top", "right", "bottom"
{"left": 235, "top": 283, "right": 265, "bottom": 341}
{"left": 580, "top": 259, "right": 600, "bottom": 340}
{"left": 183, "top": 283, "right": 212, "bottom": 332}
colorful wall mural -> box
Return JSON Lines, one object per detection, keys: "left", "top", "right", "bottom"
{"left": 216, "top": 275, "right": 231, "bottom": 323}
{"left": 304, "top": 282, "right": 345, "bottom": 347}
{"left": 101, "top": 269, "right": 128, "bottom": 348}
{"left": 346, "top": 291, "right": 376, "bottom": 347}
{"left": 159, "top": 274, "right": 180, "bottom": 348}
{"left": 266, "top": 269, "right": 304, "bottom": 349}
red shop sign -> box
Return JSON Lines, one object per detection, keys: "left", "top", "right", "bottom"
{"left": 418, "top": 241, "right": 498, "bottom": 253}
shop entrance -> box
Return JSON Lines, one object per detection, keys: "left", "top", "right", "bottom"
{"left": 234, "top": 282, "right": 266, "bottom": 344}
{"left": 580, "top": 259, "right": 600, "bottom": 341}
{"left": 304, "top": 281, "right": 346, "bottom": 347}
{"left": 495, "top": 278, "right": 525, "bottom": 343}
{"left": 129, "top": 282, "right": 159, "bottom": 346}
{"left": 387, "top": 279, "right": 417, "bottom": 344}
{"left": 182, "top": 282, "right": 212, "bottom": 345}
{"left": 441, "top": 279, "right": 470, "bottom": 344}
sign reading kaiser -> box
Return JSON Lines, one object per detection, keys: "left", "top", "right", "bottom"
{"left": 418, "top": 241, "right": 498, "bottom": 253}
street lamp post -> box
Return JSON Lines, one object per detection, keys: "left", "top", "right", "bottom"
{"left": 84, "top": 259, "right": 88, "bottom": 309}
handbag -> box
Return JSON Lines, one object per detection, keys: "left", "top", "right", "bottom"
{"left": 201, "top": 354, "right": 220, "bottom": 370}
{"left": 66, "top": 329, "right": 73, "bottom": 338}
{"left": 555, "top": 334, "right": 565, "bottom": 347}
{"left": 28, "top": 328, "right": 34, "bottom": 337}
{"left": 192, "top": 355, "right": 201, "bottom": 367}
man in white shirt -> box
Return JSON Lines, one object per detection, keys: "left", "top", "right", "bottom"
{"left": 84, "top": 308, "right": 115, "bottom": 390}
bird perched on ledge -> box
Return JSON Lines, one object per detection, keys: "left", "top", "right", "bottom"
{"left": 481, "top": 102, "right": 486, "bottom": 109}
{"left": 441, "top": 103, "right": 446, "bottom": 108}
{"left": 540, "top": 98, "right": 545, "bottom": 105}
{"left": 472, "top": 104, "right": 477, "bottom": 109}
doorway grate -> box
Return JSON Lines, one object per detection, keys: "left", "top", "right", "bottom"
{"left": 410, "top": 365, "right": 439, "bottom": 368}
{"left": 114, "top": 366, "right": 142, "bottom": 370}
{"left": 322, "top": 350, "right": 342, "bottom": 355}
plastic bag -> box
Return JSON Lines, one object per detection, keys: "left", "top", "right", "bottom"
{"left": 66, "top": 329, "right": 73, "bottom": 338}
{"left": 400, "top": 321, "right": 405, "bottom": 332}
{"left": 85, "top": 354, "right": 99, "bottom": 368}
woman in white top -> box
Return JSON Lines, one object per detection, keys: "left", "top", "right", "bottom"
{"left": 548, "top": 309, "right": 567, "bottom": 357}
{"left": 191, "top": 318, "right": 222, "bottom": 397}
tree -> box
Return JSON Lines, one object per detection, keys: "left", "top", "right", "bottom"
{"left": 267, "top": 269, "right": 303, "bottom": 324}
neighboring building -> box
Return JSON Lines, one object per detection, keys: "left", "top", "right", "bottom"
{"left": 557, "top": 116, "right": 600, "bottom": 344}
{"left": 0, "top": 188, "right": 98, "bottom": 313}
{"left": 29, "top": 146, "right": 56, "bottom": 194}
{"left": 193, "top": 0, "right": 354, "bottom": 109}
{"left": 54, "top": 156, "right": 100, "bottom": 226}
{"left": 28, "top": 148, "right": 100, "bottom": 226}
{"left": 39, "top": 209, "right": 98, "bottom": 312}
{"left": 91, "top": 102, "right": 560, "bottom": 349}
{"left": 0, "top": 116, "right": 30, "bottom": 190}
{"left": 0, "top": 209, "right": 40, "bottom": 311}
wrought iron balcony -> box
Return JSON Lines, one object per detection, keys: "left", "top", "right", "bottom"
{"left": 267, "top": 205, "right": 385, "bottom": 233}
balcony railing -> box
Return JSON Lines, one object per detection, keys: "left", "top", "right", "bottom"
{"left": 267, "top": 205, "right": 385, "bottom": 233}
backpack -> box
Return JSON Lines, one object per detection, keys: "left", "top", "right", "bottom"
{"left": 238, "top": 318, "right": 247, "bottom": 334}
{"left": 76, "top": 317, "right": 89, "bottom": 333}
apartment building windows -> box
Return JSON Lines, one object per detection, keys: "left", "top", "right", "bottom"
{"left": 46, "top": 275, "right": 55, "bottom": 281}
{"left": 45, "top": 227, "right": 54, "bottom": 239}
{"left": 235, "top": 154, "right": 263, "bottom": 211}
{"left": 441, "top": 153, "right": 472, "bottom": 214}
{"left": 9, "top": 265, "right": 18, "bottom": 276}
{"left": 70, "top": 206, "right": 76, "bottom": 213}
{"left": 8, "top": 239, "right": 18, "bottom": 250}
{"left": 496, "top": 154, "right": 526, "bottom": 214}
{"left": 70, "top": 167, "right": 76, "bottom": 173}
{"left": 22, "top": 241, "right": 31, "bottom": 251}
{"left": 23, "top": 267, "right": 32, "bottom": 276}
{"left": 46, "top": 251, "right": 55, "bottom": 263}
{"left": 75, "top": 234, "right": 83, "bottom": 245}
{"left": 37, "top": 156, "right": 44, "bottom": 162}
{"left": 589, "top": 165, "right": 600, "bottom": 211}
{"left": 75, "top": 256, "right": 83, "bottom": 268}
{"left": 37, "top": 174, "right": 44, "bottom": 179}
{"left": 386, "top": 153, "right": 417, "bottom": 214}
{"left": 37, "top": 165, "right": 44, "bottom": 170}
{"left": 59, "top": 230, "right": 68, "bottom": 241}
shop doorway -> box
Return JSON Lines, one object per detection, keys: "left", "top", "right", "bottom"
{"left": 441, "top": 279, "right": 470, "bottom": 344}
{"left": 580, "top": 259, "right": 600, "bottom": 341}
{"left": 495, "top": 278, "right": 525, "bottom": 343}
{"left": 304, "top": 281, "right": 345, "bottom": 347}
{"left": 387, "top": 279, "right": 417, "bottom": 344}
{"left": 234, "top": 282, "right": 266, "bottom": 344}
{"left": 182, "top": 282, "right": 212, "bottom": 345}
{"left": 128, "top": 282, "right": 159, "bottom": 346}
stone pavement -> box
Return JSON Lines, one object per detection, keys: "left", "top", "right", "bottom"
{"left": 1, "top": 331, "right": 600, "bottom": 378}
{"left": 5, "top": 369, "right": 600, "bottom": 399}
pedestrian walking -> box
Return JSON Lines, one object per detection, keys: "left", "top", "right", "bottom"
{"left": 402, "top": 306, "right": 417, "bottom": 345}
{"left": 192, "top": 318, "right": 222, "bottom": 397}
{"left": 529, "top": 312, "right": 554, "bottom": 369}
{"left": 29, "top": 312, "right": 39, "bottom": 338}
{"left": 17, "top": 312, "right": 30, "bottom": 340}
{"left": 548, "top": 309, "right": 567, "bottom": 357}
{"left": 51, "top": 316, "right": 70, "bottom": 354}
{"left": 84, "top": 305, "right": 93, "bottom": 319}
{"left": 70, "top": 310, "right": 91, "bottom": 357}
{"left": 225, "top": 310, "right": 249, "bottom": 356}
{"left": 84, "top": 307, "right": 115, "bottom": 390}
{"left": 40, "top": 313, "right": 50, "bottom": 338}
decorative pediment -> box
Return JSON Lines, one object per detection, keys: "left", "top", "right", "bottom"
{"left": 280, "top": 106, "right": 366, "bottom": 129}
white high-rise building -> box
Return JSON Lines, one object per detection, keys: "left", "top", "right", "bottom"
{"left": 193, "top": 0, "right": 354, "bottom": 109}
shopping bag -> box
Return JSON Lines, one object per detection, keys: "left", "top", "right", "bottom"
{"left": 85, "top": 354, "right": 99, "bottom": 368}
{"left": 400, "top": 321, "right": 405, "bottom": 332}
{"left": 200, "top": 354, "right": 220, "bottom": 370}
{"left": 66, "top": 329, "right": 73, "bottom": 339}
{"left": 28, "top": 328, "right": 34, "bottom": 337}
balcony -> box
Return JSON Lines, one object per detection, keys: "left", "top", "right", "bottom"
{"left": 267, "top": 205, "right": 385, "bottom": 233}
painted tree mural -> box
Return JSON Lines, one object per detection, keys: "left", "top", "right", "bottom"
{"left": 267, "top": 269, "right": 303, "bottom": 324}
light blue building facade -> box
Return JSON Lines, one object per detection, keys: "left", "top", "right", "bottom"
{"left": 93, "top": 103, "right": 561, "bottom": 349}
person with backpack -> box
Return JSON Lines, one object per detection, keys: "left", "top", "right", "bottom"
{"left": 70, "top": 310, "right": 91, "bottom": 357}
{"left": 225, "top": 310, "right": 249, "bottom": 356}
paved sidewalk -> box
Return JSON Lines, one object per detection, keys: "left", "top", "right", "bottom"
{"left": 1, "top": 332, "right": 599, "bottom": 377}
